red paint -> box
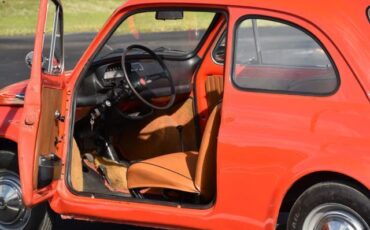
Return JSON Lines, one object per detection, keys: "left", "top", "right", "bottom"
{"left": 0, "top": 80, "right": 27, "bottom": 106}
{"left": 0, "top": 0, "right": 369, "bottom": 229}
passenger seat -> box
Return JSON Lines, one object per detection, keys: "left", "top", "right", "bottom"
{"left": 205, "top": 75, "right": 224, "bottom": 112}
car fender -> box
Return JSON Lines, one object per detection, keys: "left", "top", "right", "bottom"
{"left": 0, "top": 106, "right": 23, "bottom": 143}
{"left": 273, "top": 152, "right": 370, "bottom": 224}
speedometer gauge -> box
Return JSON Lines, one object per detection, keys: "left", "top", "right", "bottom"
{"left": 104, "top": 70, "right": 124, "bottom": 80}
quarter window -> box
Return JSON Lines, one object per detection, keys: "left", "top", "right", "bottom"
{"left": 212, "top": 32, "right": 226, "bottom": 64}
{"left": 232, "top": 18, "right": 338, "bottom": 95}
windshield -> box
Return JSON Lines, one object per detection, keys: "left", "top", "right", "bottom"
{"left": 95, "top": 10, "right": 216, "bottom": 60}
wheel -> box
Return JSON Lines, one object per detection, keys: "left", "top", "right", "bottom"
{"left": 287, "top": 182, "right": 370, "bottom": 230}
{"left": 0, "top": 150, "right": 52, "bottom": 230}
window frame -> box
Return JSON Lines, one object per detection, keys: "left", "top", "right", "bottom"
{"left": 231, "top": 15, "right": 340, "bottom": 97}
{"left": 67, "top": 7, "right": 228, "bottom": 208}
{"left": 212, "top": 30, "right": 227, "bottom": 65}
{"left": 94, "top": 8, "right": 223, "bottom": 62}
{"left": 42, "top": 0, "right": 64, "bottom": 75}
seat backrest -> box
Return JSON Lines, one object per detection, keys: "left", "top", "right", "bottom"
{"left": 205, "top": 75, "right": 224, "bottom": 112}
{"left": 194, "top": 103, "right": 221, "bottom": 201}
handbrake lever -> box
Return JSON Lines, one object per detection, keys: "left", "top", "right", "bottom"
{"left": 176, "top": 125, "right": 184, "bottom": 152}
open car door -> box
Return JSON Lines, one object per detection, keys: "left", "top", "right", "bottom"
{"left": 18, "top": 0, "right": 65, "bottom": 207}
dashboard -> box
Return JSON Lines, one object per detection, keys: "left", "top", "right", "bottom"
{"left": 76, "top": 55, "right": 200, "bottom": 106}
{"left": 97, "top": 62, "right": 145, "bottom": 83}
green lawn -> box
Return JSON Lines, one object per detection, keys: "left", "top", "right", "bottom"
{"left": 0, "top": 0, "right": 215, "bottom": 37}
{"left": 0, "top": 1, "right": 280, "bottom": 37}
{"left": 0, "top": 0, "right": 122, "bottom": 36}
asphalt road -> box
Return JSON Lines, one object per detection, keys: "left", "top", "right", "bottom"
{"left": 52, "top": 218, "right": 144, "bottom": 230}
{"left": 0, "top": 33, "right": 96, "bottom": 88}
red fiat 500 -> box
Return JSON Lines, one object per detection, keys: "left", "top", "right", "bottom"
{"left": 0, "top": 0, "right": 369, "bottom": 229}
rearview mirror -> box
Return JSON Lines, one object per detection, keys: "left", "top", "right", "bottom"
{"left": 155, "top": 11, "right": 184, "bottom": 20}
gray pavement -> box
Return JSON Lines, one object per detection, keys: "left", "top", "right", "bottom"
{"left": 0, "top": 33, "right": 96, "bottom": 88}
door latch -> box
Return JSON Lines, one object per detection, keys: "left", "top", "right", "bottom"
{"left": 54, "top": 110, "right": 65, "bottom": 122}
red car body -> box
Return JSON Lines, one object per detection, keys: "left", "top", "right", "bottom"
{"left": 0, "top": 0, "right": 369, "bottom": 229}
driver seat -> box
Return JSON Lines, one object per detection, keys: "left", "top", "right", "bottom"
{"left": 127, "top": 104, "right": 221, "bottom": 201}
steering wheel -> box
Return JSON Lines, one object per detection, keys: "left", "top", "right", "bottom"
{"left": 121, "top": 44, "right": 176, "bottom": 110}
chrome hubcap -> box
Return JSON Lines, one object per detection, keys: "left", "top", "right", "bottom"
{"left": 0, "top": 171, "right": 31, "bottom": 229}
{"left": 303, "top": 203, "right": 369, "bottom": 230}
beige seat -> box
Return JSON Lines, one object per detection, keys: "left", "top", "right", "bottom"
{"left": 127, "top": 104, "right": 221, "bottom": 201}
{"left": 205, "top": 75, "right": 224, "bottom": 111}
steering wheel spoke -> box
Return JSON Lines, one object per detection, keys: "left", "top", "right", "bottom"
{"left": 121, "top": 44, "right": 176, "bottom": 110}
{"left": 146, "top": 71, "right": 168, "bottom": 82}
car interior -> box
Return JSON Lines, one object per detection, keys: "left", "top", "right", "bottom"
{"left": 68, "top": 9, "right": 226, "bottom": 206}
{"left": 67, "top": 8, "right": 337, "bottom": 207}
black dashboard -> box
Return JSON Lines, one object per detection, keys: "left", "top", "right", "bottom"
{"left": 76, "top": 54, "right": 200, "bottom": 106}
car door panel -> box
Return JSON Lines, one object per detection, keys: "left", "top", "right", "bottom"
{"left": 217, "top": 7, "right": 370, "bottom": 227}
{"left": 33, "top": 86, "right": 63, "bottom": 188}
{"left": 18, "top": 0, "right": 65, "bottom": 206}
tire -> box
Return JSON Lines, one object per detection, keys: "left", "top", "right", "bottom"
{"left": 287, "top": 182, "right": 370, "bottom": 230}
{"left": 0, "top": 149, "right": 52, "bottom": 230}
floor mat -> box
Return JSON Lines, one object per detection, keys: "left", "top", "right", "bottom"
{"left": 83, "top": 166, "right": 112, "bottom": 194}
{"left": 93, "top": 156, "right": 129, "bottom": 194}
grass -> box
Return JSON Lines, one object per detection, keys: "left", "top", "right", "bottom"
{"left": 0, "top": 0, "right": 214, "bottom": 37}
{"left": 0, "top": 0, "right": 122, "bottom": 36}
{"left": 0, "top": 0, "right": 280, "bottom": 37}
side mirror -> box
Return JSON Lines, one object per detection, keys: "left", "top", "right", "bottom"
{"left": 155, "top": 11, "right": 184, "bottom": 20}
{"left": 25, "top": 51, "right": 49, "bottom": 70}
{"left": 25, "top": 51, "right": 34, "bottom": 68}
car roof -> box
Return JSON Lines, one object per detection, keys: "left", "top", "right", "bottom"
{"left": 123, "top": 0, "right": 370, "bottom": 94}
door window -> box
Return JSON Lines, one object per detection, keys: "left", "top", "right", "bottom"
{"left": 232, "top": 17, "right": 339, "bottom": 95}
{"left": 42, "top": 0, "right": 64, "bottom": 75}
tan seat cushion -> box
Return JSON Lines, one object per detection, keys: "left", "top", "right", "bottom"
{"left": 127, "top": 105, "right": 221, "bottom": 201}
{"left": 127, "top": 151, "right": 199, "bottom": 193}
